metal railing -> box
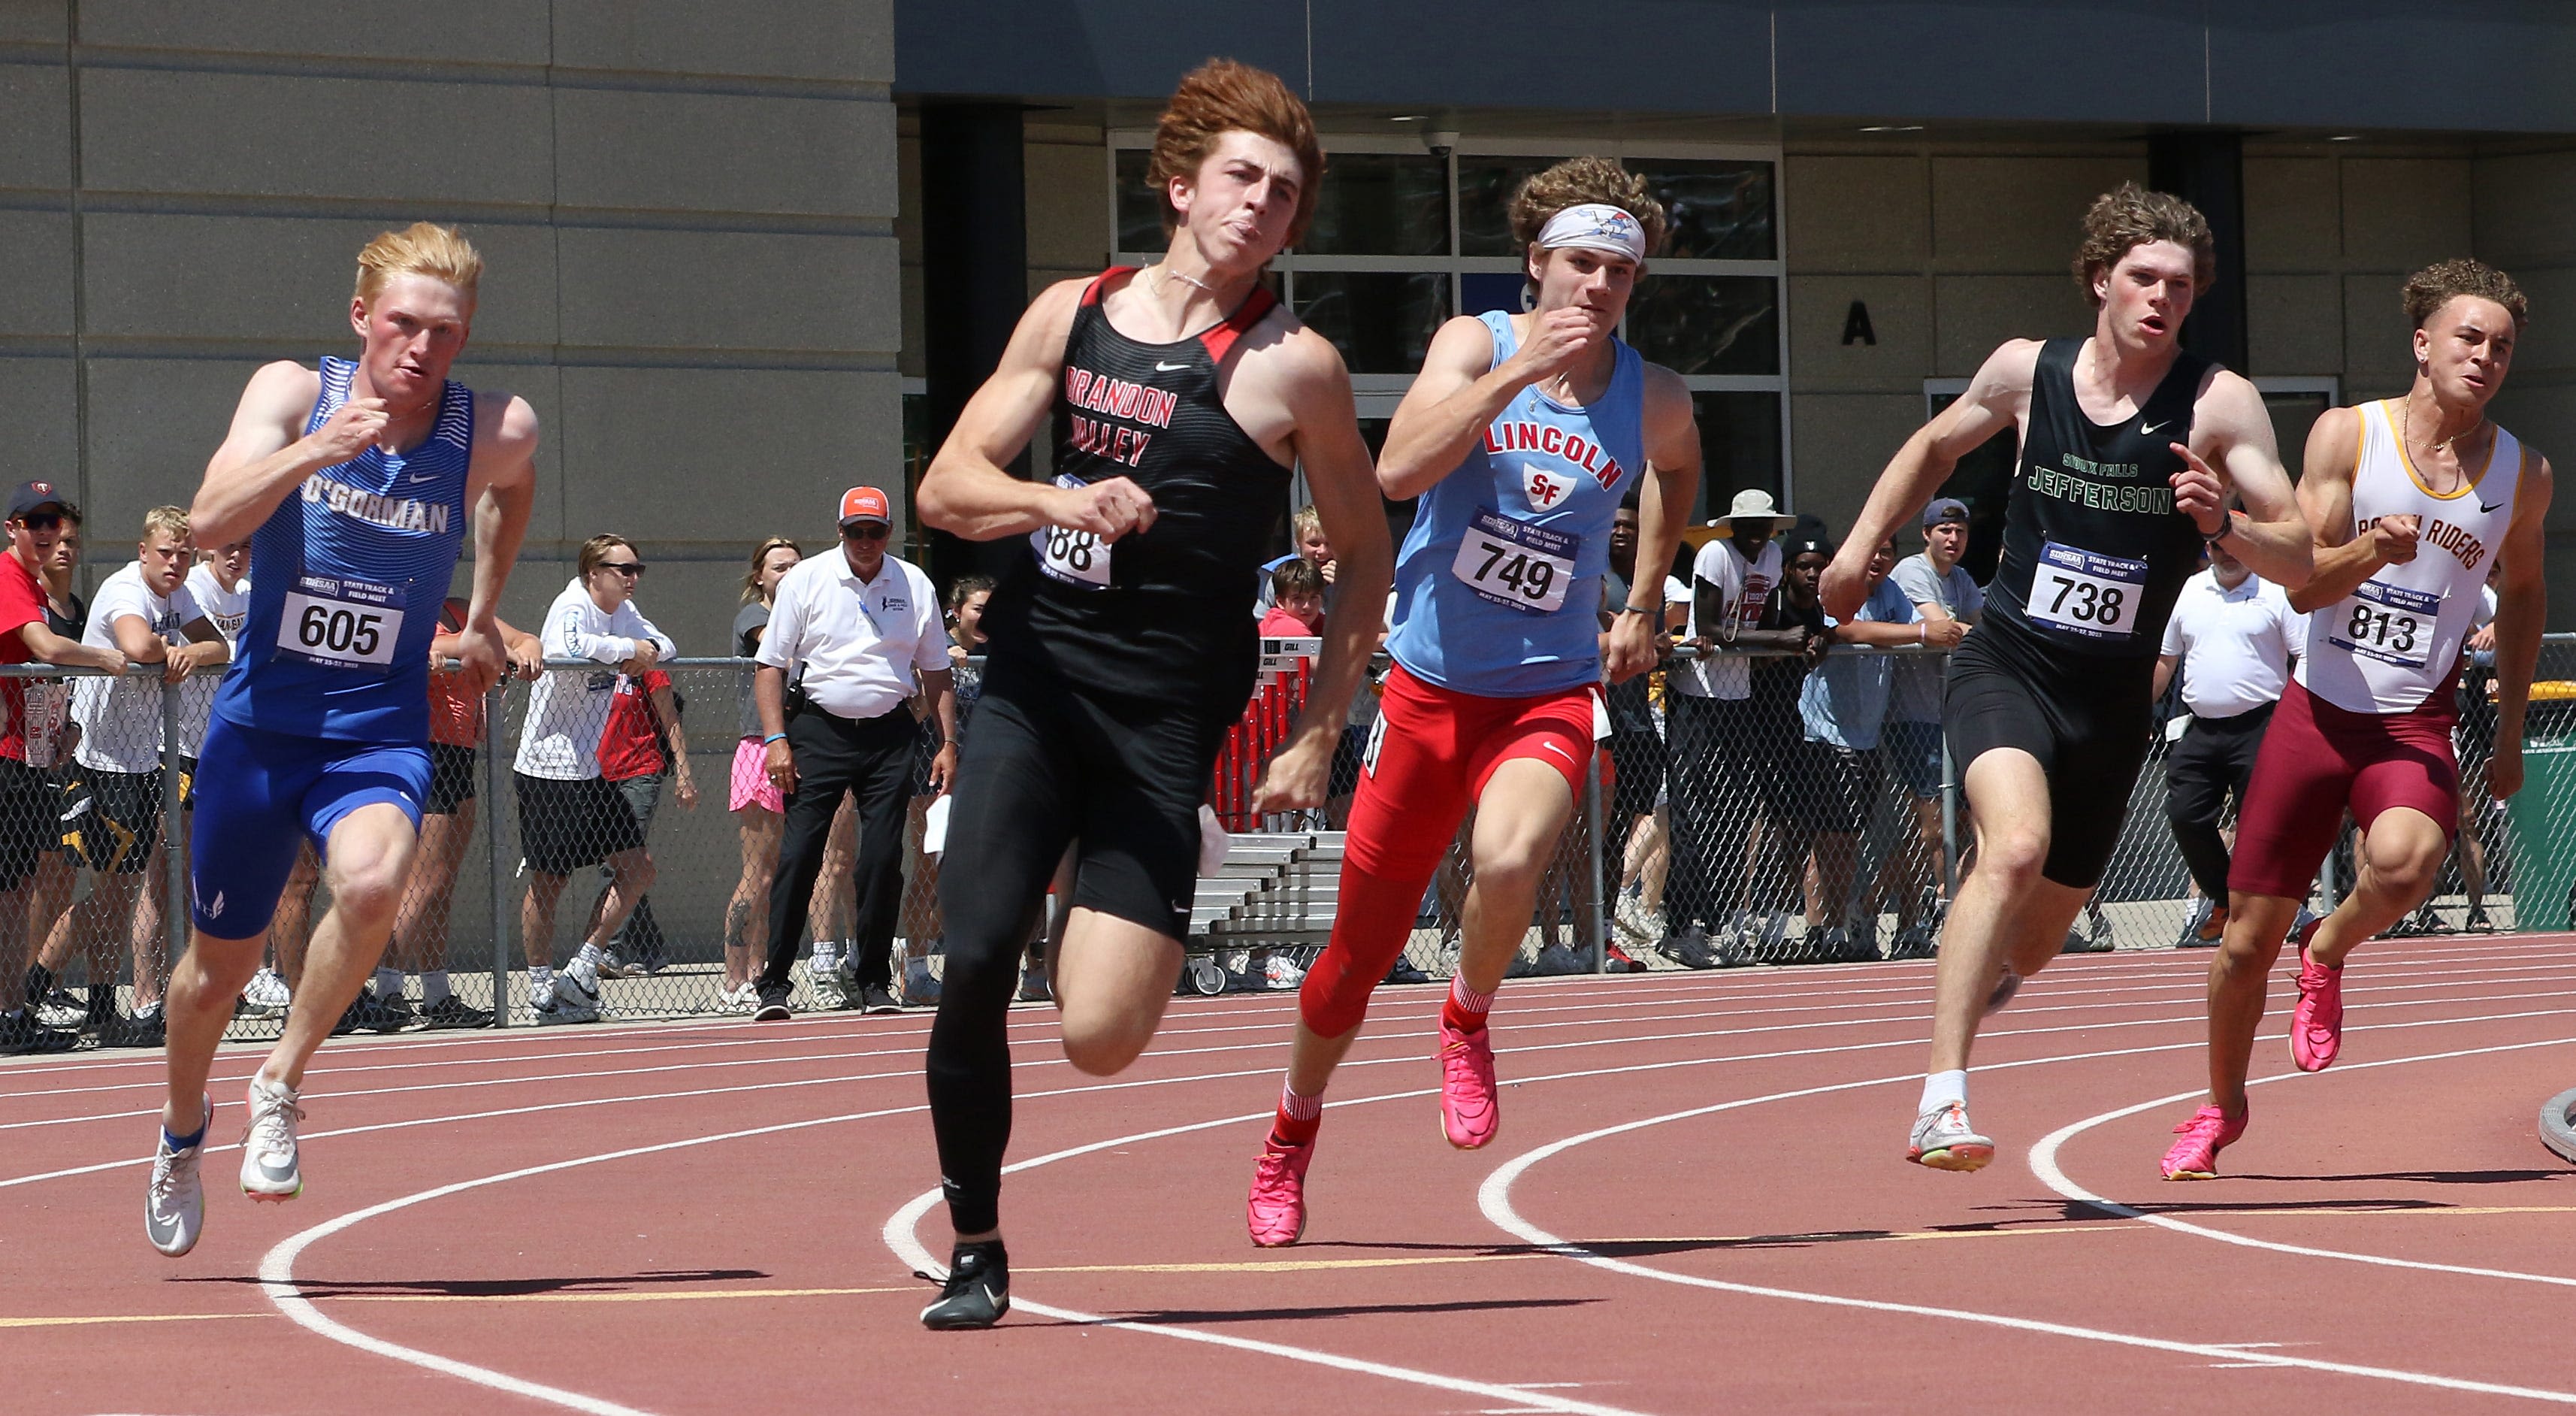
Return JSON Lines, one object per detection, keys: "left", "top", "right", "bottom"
{"left": 8, "top": 631, "right": 2569, "bottom": 1047}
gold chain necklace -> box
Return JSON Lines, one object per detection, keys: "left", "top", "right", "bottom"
{"left": 2400, "top": 398, "right": 2483, "bottom": 490}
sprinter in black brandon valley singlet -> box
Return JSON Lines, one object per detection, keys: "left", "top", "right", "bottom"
{"left": 1822, "top": 183, "right": 2312, "bottom": 1175}
{"left": 906, "top": 59, "right": 1390, "bottom": 1330}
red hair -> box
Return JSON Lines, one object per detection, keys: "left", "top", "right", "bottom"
{"left": 1145, "top": 59, "right": 1323, "bottom": 245}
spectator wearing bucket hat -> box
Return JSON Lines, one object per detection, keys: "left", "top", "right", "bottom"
{"left": 751, "top": 486, "right": 957, "bottom": 1019}
{"left": 1661, "top": 489, "right": 1809, "bottom": 967}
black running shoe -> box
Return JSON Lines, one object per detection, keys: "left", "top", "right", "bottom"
{"left": 0, "top": 1008, "right": 78, "bottom": 1054}
{"left": 337, "top": 993, "right": 412, "bottom": 1035}
{"left": 419, "top": 996, "right": 494, "bottom": 1030}
{"left": 920, "top": 1241, "right": 1010, "bottom": 1330}
{"left": 95, "top": 1007, "right": 166, "bottom": 1049}
{"left": 753, "top": 981, "right": 794, "bottom": 1022}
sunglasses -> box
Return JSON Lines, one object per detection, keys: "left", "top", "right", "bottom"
{"left": 842, "top": 522, "right": 891, "bottom": 542}
{"left": 598, "top": 561, "right": 646, "bottom": 577}
{"left": 14, "top": 513, "right": 65, "bottom": 532}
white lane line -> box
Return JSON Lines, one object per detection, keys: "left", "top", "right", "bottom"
{"left": 14, "top": 932, "right": 2548, "bottom": 1084}
{"left": 2027, "top": 1035, "right": 2576, "bottom": 1288}
{"left": 1476, "top": 1019, "right": 2576, "bottom": 1405}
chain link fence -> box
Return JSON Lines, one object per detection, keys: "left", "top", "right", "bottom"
{"left": 9, "top": 635, "right": 2572, "bottom": 1048}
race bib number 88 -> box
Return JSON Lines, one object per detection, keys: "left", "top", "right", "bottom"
{"left": 1451, "top": 507, "right": 1577, "bottom": 615}
{"left": 2027, "top": 540, "right": 2146, "bottom": 640}
{"left": 278, "top": 575, "right": 404, "bottom": 668}
{"left": 1031, "top": 473, "right": 1111, "bottom": 589}
{"left": 2328, "top": 577, "right": 2438, "bottom": 668}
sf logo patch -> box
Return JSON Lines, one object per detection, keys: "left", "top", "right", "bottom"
{"left": 1523, "top": 465, "right": 1571, "bottom": 513}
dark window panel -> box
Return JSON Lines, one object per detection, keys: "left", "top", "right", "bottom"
{"left": 1456, "top": 158, "right": 1556, "bottom": 256}
{"left": 1692, "top": 391, "right": 1782, "bottom": 519}
{"left": 1301, "top": 153, "right": 1449, "bottom": 256}
{"left": 1115, "top": 148, "right": 1163, "bottom": 253}
{"left": 1293, "top": 272, "right": 1451, "bottom": 376}
{"left": 1633, "top": 159, "right": 1776, "bottom": 261}
{"left": 1625, "top": 275, "right": 1779, "bottom": 377}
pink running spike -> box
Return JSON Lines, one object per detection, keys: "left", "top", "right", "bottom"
{"left": 2290, "top": 931, "right": 2345, "bottom": 1073}
{"left": 2160, "top": 1103, "right": 2248, "bottom": 1180}
{"left": 1438, "top": 1016, "right": 1500, "bottom": 1150}
{"left": 1246, "top": 1135, "right": 1316, "bottom": 1248}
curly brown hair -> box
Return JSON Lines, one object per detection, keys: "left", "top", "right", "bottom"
{"left": 1507, "top": 156, "right": 1670, "bottom": 257}
{"left": 2402, "top": 258, "right": 2528, "bottom": 330}
{"left": 1145, "top": 59, "right": 1323, "bottom": 246}
{"left": 2071, "top": 182, "right": 2213, "bottom": 307}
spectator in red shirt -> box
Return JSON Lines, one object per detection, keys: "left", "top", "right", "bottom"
{"left": 1257, "top": 557, "right": 1326, "bottom": 637}
{"left": 0, "top": 483, "right": 129, "bottom": 1054}
{"left": 590, "top": 664, "right": 697, "bottom": 978}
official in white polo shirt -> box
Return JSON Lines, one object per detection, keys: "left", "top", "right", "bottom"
{"left": 752, "top": 486, "right": 957, "bottom": 1018}
{"left": 2152, "top": 537, "right": 2298, "bottom": 946}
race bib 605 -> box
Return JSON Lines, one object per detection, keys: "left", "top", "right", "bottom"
{"left": 278, "top": 575, "right": 405, "bottom": 667}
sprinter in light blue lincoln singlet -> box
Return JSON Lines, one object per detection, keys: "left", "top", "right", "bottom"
{"left": 143, "top": 224, "right": 539, "bottom": 1260}
{"left": 1244, "top": 159, "right": 1703, "bottom": 1248}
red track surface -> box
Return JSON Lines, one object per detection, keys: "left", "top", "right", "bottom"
{"left": 11, "top": 935, "right": 2576, "bottom": 1413}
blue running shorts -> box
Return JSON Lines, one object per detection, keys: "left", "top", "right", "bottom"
{"left": 189, "top": 714, "right": 431, "bottom": 939}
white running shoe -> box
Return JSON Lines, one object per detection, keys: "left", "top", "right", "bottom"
{"left": 538, "top": 969, "right": 602, "bottom": 1025}
{"left": 240, "top": 1076, "right": 305, "bottom": 1201}
{"left": 810, "top": 953, "right": 852, "bottom": 1011}
{"left": 1906, "top": 1099, "right": 1994, "bottom": 1172}
{"left": 240, "top": 967, "right": 290, "bottom": 1017}
{"left": 146, "top": 1094, "right": 211, "bottom": 1257}
{"left": 713, "top": 981, "right": 754, "bottom": 1015}
{"left": 1262, "top": 952, "right": 1307, "bottom": 991}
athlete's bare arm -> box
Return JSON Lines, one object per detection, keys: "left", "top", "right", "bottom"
{"left": 1379, "top": 308, "right": 1601, "bottom": 502}
{"left": 1610, "top": 367, "right": 1698, "bottom": 683}
{"left": 2172, "top": 369, "right": 2310, "bottom": 592}
{"left": 1822, "top": 340, "right": 2039, "bottom": 619}
{"left": 450, "top": 392, "right": 539, "bottom": 696}
{"left": 193, "top": 362, "right": 373, "bottom": 548}
{"left": 2282, "top": 405, "right": 2416, "bottom": 615}
{"left": 2488, "top": 446, "right": 2553, "bottom": 800}
{"left": 1250, "top": 330, "right": 1394, "bottom": 812}
{"left": 919, "top": 280, "right": 1156, "bottom": 543}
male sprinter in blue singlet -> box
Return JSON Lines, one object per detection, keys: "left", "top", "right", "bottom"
{"left": 1245, "top": 158, "right": 1698, "bottom": 1246}
{"left": 144, "top": 224, "right": 537, "bottom": 1257}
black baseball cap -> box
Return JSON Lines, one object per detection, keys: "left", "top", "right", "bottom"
{"left": 6, "top": 481, "right": 77, "bottom": 522}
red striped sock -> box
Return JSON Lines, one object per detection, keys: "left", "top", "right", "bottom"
{"left": 1270, "top": 1081, "right": 1323, "bottom": 1148}
{"left": 1441, "top": 975, "right": 1494, "bottom": 1035}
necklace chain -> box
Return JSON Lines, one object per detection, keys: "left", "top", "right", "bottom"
{"left": 2401, "top": 397, "right": 2480, "bottom": 459}
{"left": 1153, "top": 263, "right": 1219, "bottom": 295}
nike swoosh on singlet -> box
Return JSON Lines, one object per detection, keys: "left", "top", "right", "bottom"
{"left": 2139, "top": 421, "right": 2167, "bottom": 436}
{"left": 2481, "top": 501, "right": 2505, "bottom": 513}
{"left": 1154, "top": 360, "right": 1190, "bottom": 372}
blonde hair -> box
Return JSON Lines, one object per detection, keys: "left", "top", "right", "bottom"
{"left": 1290, "top": 504, "right": 1323, "bottom": 540}
{"left": 740, "top": 536, "right": 803, "bottom": 605}
{"left": 355, "top": 222, "right": 484, "bottom": 304}
{"left": 1507, "top": 157, "right": 1670, "bottom": 258}
{"left": 141, "top": 505, "right": 191, "bottom": 542}
{"left": 2073, "top": 183, "right": 2213, "bottom": 307}
{"left": 577, "top": 534, "right": 634, "bottom": 579}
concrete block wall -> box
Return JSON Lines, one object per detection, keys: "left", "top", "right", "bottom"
{"left": 2, "top": 2, "right": 900, "bottom": 658}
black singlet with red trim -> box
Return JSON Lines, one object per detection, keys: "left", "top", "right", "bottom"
{"left": 982, "top": 265, "right": 1294, "bottom": 709}
{"left": 1982, "top": 336, "right": 2217, "bottom": 661}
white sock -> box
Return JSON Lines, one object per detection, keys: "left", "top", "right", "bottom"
{"left": 372, "top": 967, "right": 403, "bottom": 998}
{"left": 812, "top": 942, "right": 839, "bottom": 969}
{"left": 532, "top": 965, "right": 555, "bottom": 991}
{"left": 575, "top": 942, "right": 606, "bottom": 970}
{"left": 1920, "top": 1069, "right": 1967, "bottom": 1115}
{"left": 419, "top": 970, "right": 452, "bottom": 1005}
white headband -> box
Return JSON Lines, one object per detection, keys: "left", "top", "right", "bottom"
{"left": 1536, "top": 203, "right": 1647, "bottom": 262}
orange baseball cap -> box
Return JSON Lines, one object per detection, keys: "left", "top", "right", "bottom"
{"left": 838, "top": 485, "right": 891, "bottom": 526}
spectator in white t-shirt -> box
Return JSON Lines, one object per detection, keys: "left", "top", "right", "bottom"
{"left": 1661, "top": 489, "right": 1807, "bottom": 967}
{"left": 513, "top": 534, "right": 676, "bottom": 1024}
{"left": 2151, "top": 538, "right": 2297, "bottom": 946}
{"left": 49, "top": 507, "right": 228, "bottom": 1044}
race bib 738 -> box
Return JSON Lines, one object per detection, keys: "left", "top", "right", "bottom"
{"left": 2026, "top": 541, "right": 2145, "bottom": 640}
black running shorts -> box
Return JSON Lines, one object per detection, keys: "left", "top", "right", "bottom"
{"left": 1942, "top": 623, "right": 2154, "bottom": 889}
{"left": 513, "top": 772, "right": 646, "bottom": 877}
{"left": 939, "top": 656, "right": 1232, "bottom": 942}
{"left": 62, "top": 767, "right": 164, "bottom": 875}
{"left": 425, "top": 743, "right": 479, "bottom": 816}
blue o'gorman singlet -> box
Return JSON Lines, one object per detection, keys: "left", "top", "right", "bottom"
{"left": 212, "top": 356, "right": 474, "bottom": 743}
{"left": 1384, "top": 310, "right": 1645, "bottom": 697}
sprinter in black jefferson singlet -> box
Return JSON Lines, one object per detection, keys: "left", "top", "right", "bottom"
{"left": 908, "top": 59, "right": 1391, "bottom": 1330}
{"left": 1822, "top": 183, "right": 2312, "bottom": 1176}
